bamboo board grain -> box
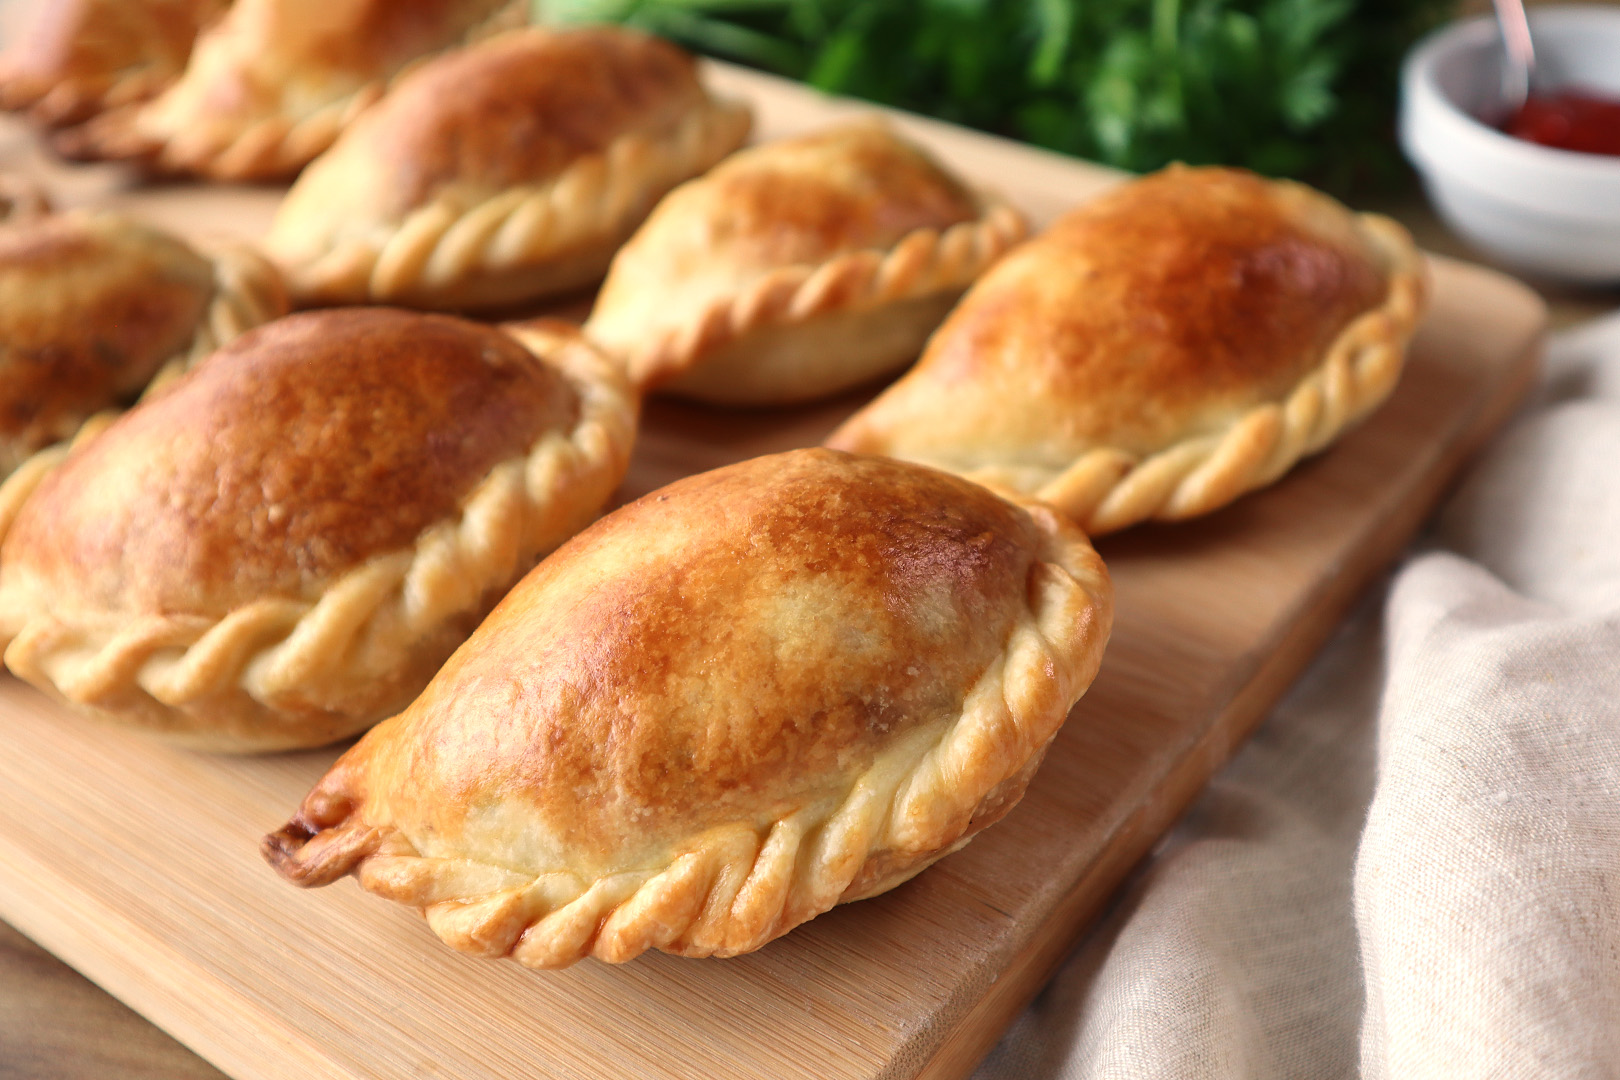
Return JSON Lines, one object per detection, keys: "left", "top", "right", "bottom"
{"left": 0, "top": 64, "right": 1544, "bottom": 1080}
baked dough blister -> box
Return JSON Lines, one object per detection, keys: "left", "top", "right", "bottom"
{"left": 0, "top": 309, "right": 637, "bottom": 751}
{"left": 584, "top": 120, "right": 1028, "bottom": 406}
{"left": 0, "top": 0, "right": 226, "bottom": 127}
{"left": 266, "top": 24, "right": 753, "bottom": 311}
{"left": 57, "top": 0, "right": 521, "bottom": 180}
{"left": 0, "top": 209, "right": 287, "bottom": 526}
{"left": 264, "top": 449, "right": 1112, "bottom": 968}
{"left": 828, "top": 165, "right": 1428, "bottom": 534}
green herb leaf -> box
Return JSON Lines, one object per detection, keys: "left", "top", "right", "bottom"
{"left": 533, "top": 0, "right": 1457, "bottom": 193}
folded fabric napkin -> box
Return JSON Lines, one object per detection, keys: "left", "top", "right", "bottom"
{"left": 975, "top": 310, "right": 1620, "bottom": 1079}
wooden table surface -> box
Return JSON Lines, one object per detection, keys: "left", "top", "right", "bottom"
{"left": 0, "top": 138, "right": 1616, "bottom": 1080}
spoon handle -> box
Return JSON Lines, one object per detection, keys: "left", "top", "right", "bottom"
{"left": 1491, "top": 0, "right": 1537, "bottom": 111}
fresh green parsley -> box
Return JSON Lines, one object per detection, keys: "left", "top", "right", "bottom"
{"left": 534, "top": 0, "right": 1454, "bottom": 192}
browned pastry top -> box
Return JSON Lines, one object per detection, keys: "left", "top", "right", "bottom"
{"left": 177, "top": 0, "right": 509, "bottom": 113}
{"left": 294, "top": 0, "right": 504, "bottom": 75}
{"left": 5, "top": 307, "right": 577, "bottom": 616}
{"left": 351, "top": 25, "right": 706, "bottom": 215}
{"left": 830, "top": 165, "right": 1392, "bottom": 464}
{"left": 680, "top": 121, "right": 981, "bottom": 268}
{"left": 297, "top": 449, "right": 1043, "bottom": 872}
{"left": 0, "top": 211, "right": 214, "bottom": 462}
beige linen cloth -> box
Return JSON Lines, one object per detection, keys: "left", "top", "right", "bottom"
{"left": 975, "top": 311, "right": 1620, "bottom": 1079}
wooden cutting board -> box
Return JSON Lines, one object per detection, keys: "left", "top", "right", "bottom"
{"left": 0, "top": 64, "right": 1544, "bottom": 1080}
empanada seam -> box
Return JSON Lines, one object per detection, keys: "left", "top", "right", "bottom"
{"left": 0, "top": 325, "right": 637, "bottom": 749}
{"left": 271, "top": 94, "right": 754, "bottom": 307}
{"left": 0, "top": 59, "right": 175, "bottom": 129}
{"left": 1016, "top": 209, "right": 1428, "bottom": 535}
{"left": 150, "top": 244, "right": 293, "bottom": 394}
{"left": 56, "top": 77, "right": 380, "bottom": 180}
{"left": 594, "top": 197, "right": 1030, "bottom": 391}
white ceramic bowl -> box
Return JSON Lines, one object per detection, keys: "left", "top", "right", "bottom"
{"left": 1400, "top": 6, "right": 1620, "bottom": 283}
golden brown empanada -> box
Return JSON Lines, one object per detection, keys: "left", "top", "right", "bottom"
{"left": 0, "top": 309, "right": 636, "bottom": 751}
{"left": 0, "top": 208, "right": 286, "bottom": 492}
{"left": 584, "top": 121, "right": 1027, "bottom": 406}
{"left": 827, "top": 165, "right": 1427, "bottom": 535}
{"left": 58, "top": 0, "right": 520, "bottom": 180}
{"left": 265, "top": 25, "right": 752, "bottom": 311}
{"left": 264, "top": 448, "right": 1112, "bottom": 968}
{"left": 0, "top": 0, "right": 225, "bottom": 127}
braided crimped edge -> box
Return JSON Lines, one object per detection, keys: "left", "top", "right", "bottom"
{"left": 0, "top": 239, "right": 287, "bottom": 523}
{"left": 589, "top": 197, "right": 1029, "bottom": 392}
{"left": 52, "top": 1, "right": 527, "bottom": 181}
{"left": 272, "top": 94, "right": 753, "bottom": 309}
{"left": 1011, "top": 212, "right": 1428, "bottom": 535}
{"left": 0, "top": 321, "right": 637, "bottom": 752}
{"left": 56, "top": 71, "right": 384, "bottom": 181}
{"left": 263, "top": 492, "right": 1112, "bottom": 967}
{"left": 0, "top": 58, "right": 175, "bottom": 128}
{"left": 147, "top": 243, "right": 293, "bottom": 395}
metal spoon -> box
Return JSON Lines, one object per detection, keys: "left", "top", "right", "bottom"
{"left": 1491, "top": 0, "right": 1537, "bottom": 115}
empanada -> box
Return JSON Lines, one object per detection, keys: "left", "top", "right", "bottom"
{"left": 0, "top": 208, "right": 286, "bottom": 489}
{"left": 827, "top": 166, "right": 1427, "bottom": 535}
{"left": 584, "top": 121, "right": 1027, "bottom": 405}
{"left": 58, "top": 0, "right": 519, "bottom": 180}
{"left": 264, "top": 448, "right": 1112, "bottom": 968}
{"left": 265, "top": 25, "right": 752, "bottom": 311}
{"left": 0, "top": 309, "right": 636, "bottom": 751}
{"left": 0, "top": 0, "right": 225, "bottom": 127}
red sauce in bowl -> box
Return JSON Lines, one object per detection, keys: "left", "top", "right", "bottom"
{"left": 1503, "top": 89, "right": 1620, "bottom": 157}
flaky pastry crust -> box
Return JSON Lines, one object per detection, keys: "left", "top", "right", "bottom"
{"left": 0, "top": 209, "right": 287, "bottom": 484}
{"left": 827, "top": 165, "right": 1428, "bottom": 535}
{"left": 55, "top": 0, "right": 521, "bottom": 181}
{"left": 584, "top": 121, "right": 1027, "bottom": 406}
{"left": 265, "top": 25, "right": 752, "bottom": 311}
{"left": 0, "top": 0, "right": 225, "bottom": 127}
{"left": 264, "top": 449, "right": 1112, "bottom": 967}
{"left": 0, "top": 310, "right": 636, "bottom": 751}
